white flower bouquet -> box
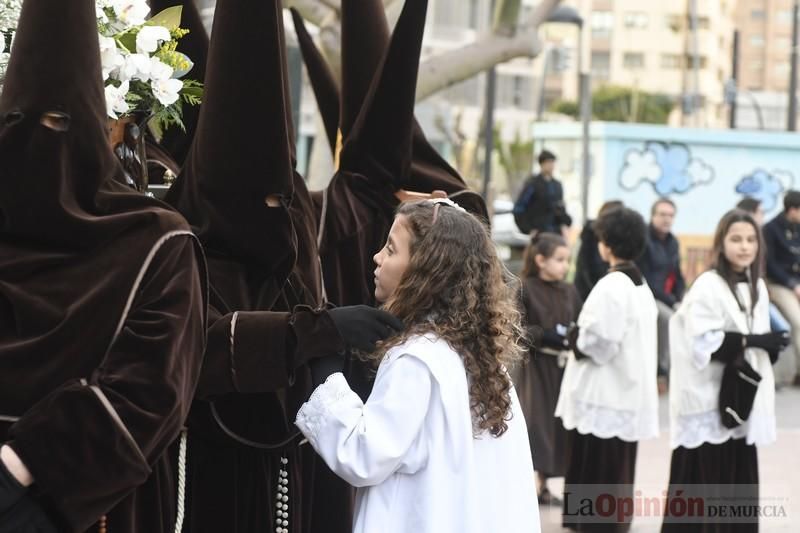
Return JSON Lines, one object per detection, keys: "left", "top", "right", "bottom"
{"left": 0, "top": 0, "right": 203, "bottom": 135}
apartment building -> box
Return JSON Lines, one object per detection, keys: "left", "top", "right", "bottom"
{"left": 541, "top": 0, "right": 738, "bottom": 128}
{"left": 734, "top": 0, "right": 798, "bottom": 129}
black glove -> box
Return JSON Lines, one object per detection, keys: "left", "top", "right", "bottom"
{"left": 328, "top": 305, "right": 404, "bottom": 352}
{"left": 711, "top": 332, "right": 745, "bottom": 365}
{"left": 309, "top": 354, "right": 346, "bottom": 387}
{"left": 1, "top": 450, "right": 59, "bottom": 533}
{"left": 745, "top": 332, "right": 790, "bottom": 354}
{"left": 566, "top": 324, "right": 589, "bottom": 361}
{"left": 0, "top": 495, "right": 60, "bottom": 533}
{"left": 0, "top": 454, "right": 26, "bottom": 514}
{"left": 540, "top": 328, "right": 570, "bottom": 350}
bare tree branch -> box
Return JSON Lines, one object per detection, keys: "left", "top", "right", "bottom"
{"left": 415, "top": 30, "right": 541, "bottom": 101}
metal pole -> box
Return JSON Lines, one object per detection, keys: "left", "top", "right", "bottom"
{"left": 745, "top": 91, "right": 765, "bottom": 130}
{"left": 789, "top": 0, "right": 799, "bottom": 131}
{"left": 730, "top": 30, "right": 739, "bottom": 129}
{"left": 481, "top": 0, "right": 497, "bottom": 201}
{"left": 576, "top": 23, "right": 583, "bottom": 105}
{"left": 536, "top": 47, "right": 552, "bottom": 120}
{"left": 580, "top": 71, "right": 591, "bottom": 223}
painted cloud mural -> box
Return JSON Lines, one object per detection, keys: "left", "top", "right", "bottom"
{"left": 735, "top": 169, "right": 794, "bottom": 212}
{"left": 619, "top": 141, "right": 715, "bottom": 195}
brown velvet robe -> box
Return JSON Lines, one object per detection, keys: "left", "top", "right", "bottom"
{"left": 0, "top": 1, "right": 208, "bottom": 532}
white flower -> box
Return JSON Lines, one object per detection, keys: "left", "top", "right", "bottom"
{"left": 98, "top": 34, "right": 124, "bottom": 80}
{"left": 151, "top": 78, "right": 182, "bottom": 106}
{"left": 148, "top": 57, "right": 174, "bottom": 81}
{"left": 95, "top": 3, "right": 109, "bottom": 24}
{"left": 105, "top": 80, "right": 130, "bottom": 119}
{"left": 135, "top": 25, "right": 170, "bottom": 54}
{"left": 110, "top": 0, "right": 150, "bottom": 27}
{"left": 117, "top": 53, "right": 152, "bottom": 82}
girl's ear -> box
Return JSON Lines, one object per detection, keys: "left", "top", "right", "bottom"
{"left": 534, "top": 253, "right": 547, "bottom": 270}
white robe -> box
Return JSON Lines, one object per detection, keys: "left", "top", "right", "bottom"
{"left": 295, "top": 334, "right": 541, "bottom": 533}
{"left": 668, "top": 271, "right": 776, "bottom": 449}
{"left": 555, "top": 271, "right": 660, "bottom": 442}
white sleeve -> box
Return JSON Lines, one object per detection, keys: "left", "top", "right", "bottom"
{"left": 685, "top": 281, "right": 727, "bottom": 369}
{"left": 576, "top": 280, "right": 624, "bottom": 364}
{"left": 691, "top": 330, "right": 725, "bottom": 370}
{"left": 294, "top": 355, "right": 432, "bottom": 487}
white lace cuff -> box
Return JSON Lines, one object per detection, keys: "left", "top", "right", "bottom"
{"left": 295, "top": 373, "right": 357, "bottom": 445}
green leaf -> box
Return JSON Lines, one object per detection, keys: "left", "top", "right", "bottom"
{"left": 116, "top": 31, "right": 137, "bottom": 54}
{"left": 147, "top": 6, "right": 183, "bottom": 31}
{"left": 148, "top": 116, "right": 164, "bottom": 141}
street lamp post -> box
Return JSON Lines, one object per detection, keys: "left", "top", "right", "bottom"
{"left": 789, "top": 0, "right": 799, "bottom": 131}
{"left": 541, "top": 6, "right": 590, "bottom": 221}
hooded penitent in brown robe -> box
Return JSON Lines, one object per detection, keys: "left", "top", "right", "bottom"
{"left": 163, "top": 1, "right": 399, "bottom": 531}
{"left": 0, "top": 1, "right": 208, "bottom": 532}
{"left": 293, "top": 0, "right": 488, "bottom": 310}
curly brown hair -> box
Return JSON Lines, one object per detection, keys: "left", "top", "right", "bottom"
{"left": 371, "top": 200, "right": 525, "bottom": 437}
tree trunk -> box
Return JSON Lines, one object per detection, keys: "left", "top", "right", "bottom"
{"left": 415, "top": 30, "right": 541, "bottom": 101}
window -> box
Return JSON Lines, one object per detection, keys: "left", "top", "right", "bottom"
{"left": 778, "top": 37, "right": 792, "bottom": 50}
{"left": 591, "top": 51, "right": 611, "bottom": 80}
{"left": 665, "top": 14, "right": 682, "bottom": 32}
{"left": 661, "top": 54, "right": 682, "bottom": 69}
{"left": 660, "top": 54, "right": 707, "bottom": 69}
{"left": 750, "top": 35, "right": 765, "bottom": 47}
{"left": 777, "top": 10, "right": 794, "bottom": 25}
{"left": 623, "top": 52, "right": 645, "bottom": 69}
{"left": 775, "top": 62, "right": 791, "bottom": 77}
{"left": 496, "top": 74, "right": 533, "bottom": 110}
{"left": 623, "top": 12, "right": 648, "bottom": 29}
{"left": 685, "top": 54, "right": 708, "bottom": 69}
{"left": 591, "top": 11, "right": 614, "bottom": 37}
{"left": 751, "top": 9, "right": 766, "bottom": 20}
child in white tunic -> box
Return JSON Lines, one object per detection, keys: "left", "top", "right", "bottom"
{"left": 295, "top": 199, "right": 541, "bottom": 533}
{"left": 555, "top": 207, "right": 659, "bottom": 532}
{"left": 663, "top": 209, "right": 787, "bottom": 533}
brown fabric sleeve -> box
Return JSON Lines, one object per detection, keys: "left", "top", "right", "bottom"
{"left": 197, "top": 306, "right": 345, "bottom": 397}
{"left": 8, "top": 236, "right": 206, "bottom": 531}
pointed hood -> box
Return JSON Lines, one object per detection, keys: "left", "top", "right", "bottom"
{"left": 291, "top": 8, "right": 339, "bottom": 154}
{"left": 337, "top": 0, "right": 481, "bottom": 209}
{"left": 148, "top": 0, "right": 209, "bottom": 168}
{"left": 338, "top": 0, "right": 429, "bottom": 190}
{"left": 0, "top": 0, "right": 178, "bottom": 246}
{"left": 339, "top": 0, "right": 391, "bottom": 140}
{"left": 166, "top": 0, "right": 296, "bottom": 281}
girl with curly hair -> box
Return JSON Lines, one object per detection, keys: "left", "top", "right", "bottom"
{"left": 295, "top": 199, "right": 541, "bottom": 533}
